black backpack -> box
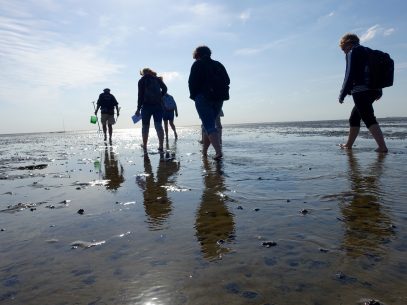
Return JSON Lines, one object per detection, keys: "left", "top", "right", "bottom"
{"left": 143, "top": 76, "right": 162, "bottom": 104}
{"left": 207, "top": 60, "right": 230, "bottom": 101}
{"left": 365, "top": 47, "right": 394, "bottom": 89}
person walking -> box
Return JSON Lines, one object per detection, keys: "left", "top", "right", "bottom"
{"left": 162, "top": 93, "right": 178, "bottom": 141}
{"left": 188, "top": 45, "right": 230, "bottom": 160}
{"left": 135, "top": 68, "right": 167, "bottom": 154}
{"left": 338, "top": 33, "right": 388, "bottom": 153}
{"left": 94, "top": 88, "right": 119, "bottom": 143}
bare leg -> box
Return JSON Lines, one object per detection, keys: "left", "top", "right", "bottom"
{"left": 208, "top": 131, "right": 222, "bottom": 160}
{"left": 108, "top": 124, "right": 113, "bottom": 141}
{"left": 169, "top": 120, "right": 178, "bottom": 139}
{"left": 202, "top": 132, "right": 210, "bottom": 156}
{"left": 215, "top": 115, "right": 222, "bottom": 145}
{"left": 142, "top": 128, "right": 149, "bottom": 154}
{"left": 157, "top": 129, "right": 164, "bottom": 151}
{"left": 163, "top": 120, "right": 169, "bottom": 142}
{"left": 368, "top": 124, "right": 388, "bottom": 153}
{"left": 102, "top": 124, "right": 107, "bottom": 141}
{"left": 340, "top": 126, "right": 360, "bottom": 149}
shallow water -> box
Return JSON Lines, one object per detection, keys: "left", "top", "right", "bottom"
{"left": 1, "top": 118, "right": 406, "bottom": 305}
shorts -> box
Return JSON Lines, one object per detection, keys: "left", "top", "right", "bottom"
{"left": 101, "top": 113, "right": 115, "bottom": 125}
{"left": 141, "top": 104, "right": 163, "bottom": 133}
{"left": 163, "top": 110, "right": 175, "bottom": 121}
{"left": 194, "top": 94, "right": 223, "bottom": 135}
{"left": 349, "top": 90, "right": 380, "bottom": 128}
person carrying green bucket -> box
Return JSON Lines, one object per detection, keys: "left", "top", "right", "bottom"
{"left": 94, "top": 88, "right": 120, "bottom": 143}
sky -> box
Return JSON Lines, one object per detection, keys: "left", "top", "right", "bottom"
{"left": 0, "top": 0, "right": 406, "bottom": 134}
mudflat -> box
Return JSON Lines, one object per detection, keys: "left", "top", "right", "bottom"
{"left": 1, "top": 119, "right": 406, "bottom": 305}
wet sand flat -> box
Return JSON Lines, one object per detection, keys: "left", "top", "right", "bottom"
{"left": 1, "top": 119, "right": 407, "bottom": 305}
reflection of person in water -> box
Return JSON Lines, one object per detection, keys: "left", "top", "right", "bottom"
{"left": 195, "top": 159, "right": 235, "bottom": 260}
{"left": 137, "top": 155, "right": 180, "bottom": 230}
{"left": 103, "top": 144, "right": 124, "bottom": 190}
{"left": 340, "top": 151, "right": 394, "bottom": 257}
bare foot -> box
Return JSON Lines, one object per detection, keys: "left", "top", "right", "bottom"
{"left": 213, "top": 154, "right": 223, "bottom": 161}
{"left": 339, "top": 144, "right": 352, "bottom": 149}
{"left": 375, "top": 147, "right": 388, "bottom": 153}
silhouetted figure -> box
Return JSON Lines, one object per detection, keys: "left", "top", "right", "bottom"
{"left": 338, "top": 33, "right": 388, "bottom": 152}
{"left": 95, "top": 88, "right": 119, "bottom": 143}
{"left": 195, "top": 159, "right": 235, "bottom": 260}
{"left": 135, "top": 68, "right": 167, "bottom": 154}
{"left": 188, "top": 45, "right": 230, "bottom": 160}
{"left": 162, "top": 93, "right": 178, "bottom": 142}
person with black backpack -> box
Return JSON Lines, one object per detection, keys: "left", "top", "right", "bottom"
{"left": 188, "top": 45, "right": 230, "bottom": 160}
{"left": 135, "top": 68, "right": 167, "bottom": 154}
{"left": 338, "top": 33, "right": 389, "bottom": 153}
{"left": 94, "top": 88, "right": 120, "bottom": 143}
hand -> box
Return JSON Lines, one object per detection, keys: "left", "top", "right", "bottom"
{"left": 339, "top": 98, "right": 344, "bottom": 104}
{"left": 117, "top": 112, "right": 120, "bottom": 116}
{"left": 136, "top": 110, "right": 140, "bottom": 116}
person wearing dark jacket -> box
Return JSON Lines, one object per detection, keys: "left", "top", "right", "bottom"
{"left": 188, "top": 45, "right": 230, "bottom": 160}
{"left": 95, "top": 88, "right": 119, "bottom": 142}
{"left": 135, "top": 68, "right": 167, "bottom": 154}
{"left": 338, "top": 33, "right": 388, "bottom": 153}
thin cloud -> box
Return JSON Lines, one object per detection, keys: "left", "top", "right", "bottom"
{"left": 188, "top": 3, "right": 221, "bottom": 16}
{"left": 235, "top": 37, "right": 293, "bottom": 56}
{"left": 159, "top": 2, "right": 231, "bottom": 37}
{"left": 384, "top": 28, "right": 395, "bottom": 36}
{"left": 161, "top": 71, "right": 181, "bottom": 82}
{"left": 74, "top": 8, "right": 88, "bottom": 17}
{"left": 239, "top": 10, "right": 251, "bottom": 22}
{"left": 360, "top": 25, "right": 380, "bottom": 42}
{"left": 235, "top": 46, "right": 265, "bottom": 56}
{"left": 159, "top": 23, "right": 198, "bottom": 36}
{"left": 0, "top": 12, "right": 122, "bottom": 89}
{"left": 396, "top": 62, "right": 407, "bottom": 71}
{"left": 360, "top": 24, "right": 395, "bottom": 43}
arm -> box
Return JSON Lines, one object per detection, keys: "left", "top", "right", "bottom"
{"left": 136, "top": 78, "right": 144, "bottom": 114}
{"left": 339, "top": 51, "right": 353, "bottom": 103}
{"left": 159, "top": 78, "right": 167, "bottom": 96}
{"left": 113, "top": 95, "right": 119, "bottom": 116}
{"left": 95, "top": 97, "right": 101, "bottom": 115}
{"left": 188, "top": 61, "right": 201, "bottom": 100}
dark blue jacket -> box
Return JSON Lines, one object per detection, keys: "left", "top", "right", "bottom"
{"left": 339, "top": 44, "right": 370, "bottom": 101}
{"left": 188, "top": 56, "right": 230, "bottom": 100}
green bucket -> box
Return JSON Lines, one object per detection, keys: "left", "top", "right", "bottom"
{"left": 90, "top": 115, "right": 97, "bottom": 124}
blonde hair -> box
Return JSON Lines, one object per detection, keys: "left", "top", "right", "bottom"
{"left": 339, "top": 33, "right": 360, "bottom": 49}
{"left": 140, "top": 68, "right": 157, "bottom": 76}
